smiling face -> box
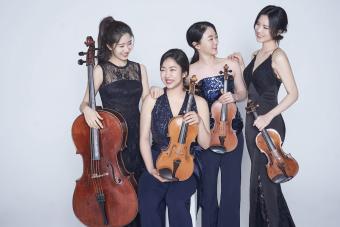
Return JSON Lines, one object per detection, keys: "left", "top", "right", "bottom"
{"left": 160, "top": 57, "right": 186, "bottom": 90}
{"left": 195, "top": 26, "right": 219, "bottom": 56}
{"left": 107, "top": 33, "right": 134, "bottom": 61}
{"left": 254, "top": 15, "right": 273, "bottom": 43}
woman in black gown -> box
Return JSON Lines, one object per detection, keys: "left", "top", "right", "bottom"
{"left": 229, "top": 5, "right": 299, "bottom": 227}
{"left": 79, "top": 16, "right": 150, "bottom": 227}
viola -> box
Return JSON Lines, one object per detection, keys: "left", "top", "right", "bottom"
{"left": 156, "top": 75, "right": 198, "bottom": 181}
{"left": 246, "top": 100, "right": 299, "bottom": 183}
{"left": 72, "top": 36, "right": 138, "bottom": 226}
{"left": 210, "top": 64, "right": 238, "bottom": 154}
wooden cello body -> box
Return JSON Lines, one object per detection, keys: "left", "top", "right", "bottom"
{"left": 210, "top": 64, "right": 238, "bottom": 154}
{"left": 246, "top": 100, "right": 299, "bottom": 183}
{"left": 72, "top": 36, "right": 137, "bottom": 227}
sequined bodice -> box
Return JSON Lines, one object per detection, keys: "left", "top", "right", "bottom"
{"left": 197, "top": 75, "right": 242, "bottom": 130}
{"left": 197, "top": 75, "right": 235, "bottom": 109}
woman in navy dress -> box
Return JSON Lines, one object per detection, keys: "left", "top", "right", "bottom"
{"left": 138, "top": 49, "right": 210, "bottom": 227}
{"left": 186, "top": 21, "right": 247, "bottom": 227}
{"left": 229, "top": 5, "right": 299, "bottom": 227}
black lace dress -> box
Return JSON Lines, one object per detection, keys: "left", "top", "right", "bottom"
{"left": 98, "top": 60, "right": 144, "bottom": 227}
{"left": 243, "top": 53, "right": 295, "bottom": 227}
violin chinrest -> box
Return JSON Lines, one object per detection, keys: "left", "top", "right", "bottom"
{"left": 209, "top": 146, "right": 226, "bottom": 154}
{"left": 158, "top": 168, "right": 179, "bottom": 181}
{"left": 271, "top": 174, "right": 292, "bottom": 184}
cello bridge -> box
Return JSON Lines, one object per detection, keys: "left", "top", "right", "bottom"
{"left": 91, "top": 172, "right": 109, "bottom": 179}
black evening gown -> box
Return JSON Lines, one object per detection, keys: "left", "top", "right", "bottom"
{"left": 243, "top": 53, "right": 295, "bottom": 227}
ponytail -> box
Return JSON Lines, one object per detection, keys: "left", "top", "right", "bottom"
{"left": 97, "top": 16, "right": 134, "bottom": 64}
{"left": 97, "top": 16, "right": 115, "bottom": 64}
{"left": 190, "top": 50, "right": 199, "bottom": 64}
{"left": 186, "top": 21, "right": 217, "bottom": 64}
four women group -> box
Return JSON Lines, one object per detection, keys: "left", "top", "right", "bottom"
{"left": 79, "top": 4, "right": 298, "bottom": 227}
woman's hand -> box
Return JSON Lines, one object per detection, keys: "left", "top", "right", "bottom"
{"left": 149, "top": 86, "right": 164, "bottom": 99}
{"left": 228, "top": 52, "right": 244, "bottom": 64}
{"left": 218, "top": 91, "right": 236, "bottom": 104}
{"left": 183, "top": 111, "right": 201, "bottom": 125}
{"left": 149, "top": 168, "right": 170, "bottom": 182}
{"left": 253, "top": 113, "right": 274, "bottom": 131}
{"left": 83, "top": 106, "right": 103, "bottom": 129}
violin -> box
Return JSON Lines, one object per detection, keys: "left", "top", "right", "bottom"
{"left": 246, "top": 100, "right": 299, "bottom": 183}
{"left": 72, "top": 36, "right": 138, "bottom": 226}
{"left": 210, "top": 64, "right": 238, "bottom": 154}
{"left": 156, "top": 75, "right": 198, "bottom": 181}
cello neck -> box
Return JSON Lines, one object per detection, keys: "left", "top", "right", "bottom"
{"left": 83, "top": 36, "right": 100, "bottom": 161}
{"left": 88, "top": 58, "right": 100, "bottom": 161}
{"left": 88, "top": 64, "right": 96, "bottom": 109}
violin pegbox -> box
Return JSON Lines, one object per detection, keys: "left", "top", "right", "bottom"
{"left": 189, "top": 75, "right": 197, "bottom": 94}
{"left": 245, "top": 99, "right": 259, "bottom": 114}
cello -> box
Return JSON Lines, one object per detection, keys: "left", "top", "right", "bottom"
{"left": 210, "top": 64, "right": 238, "bottom": 153}
{"left": 246, "top": 100, "right": 299, "bottom": 183}
{"left": 156, "top": 75, "right": 198, "bottom": 181}
{"left": 72, "top": 36, "right": 138, "bottom": 227}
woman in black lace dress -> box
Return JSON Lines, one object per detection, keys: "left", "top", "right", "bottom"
{"left": 229, "top": 5, "right": 299, "bottom": 227}
{"left": 79, "top": 16, "right": 150, "bottom": 227}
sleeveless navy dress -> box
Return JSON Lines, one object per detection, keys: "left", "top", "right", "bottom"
{"left": 197, "top": 75, "right": 244, "bottom": 227}
{"left": 243, "top": 52, "right": 295, "bottom": 227}
{"left": 138, "top": 90, "right": 197, "bottom": 227}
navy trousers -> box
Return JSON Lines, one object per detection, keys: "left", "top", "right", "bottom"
{"left": 138, "top": 171, "right": 197, "bottom": 227}
{"left": 201, "top": 133, "right": 244, "bottom": 227}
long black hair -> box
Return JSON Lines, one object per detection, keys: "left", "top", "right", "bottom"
{"left": 254, "top": 5, "right": 288, "bottom": 41}
{"left": 186, "top": 21, "right": 217, "bottom": 64}
{"left": 97, "top": 16, "right": 134, "bottom": 64}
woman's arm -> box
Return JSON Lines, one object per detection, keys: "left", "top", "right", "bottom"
{"left": 183, "top": 96, "right": 211, "bottom": 149}
{"left": 217, "top": 59, "right": 247, "bottom": 104}
{"left": 139, "top": 94, "right": 169, "bottom": 182}
{"left": 254, "top": 49, "right": 299, "bottom": 131}
{"left": 79, "top": 65, "right": 104, "bottom": 128}
{"left": 228, "top": 59, "right": 247, "bottom": 102}
{"left": 139, "top": 94, "right": 155, "bottom": 173}
{"left": 196, "top": 97, "right": 211, "bottom": 149}
{"left": 140, "top": 64, "right": 150, "bottom": 101}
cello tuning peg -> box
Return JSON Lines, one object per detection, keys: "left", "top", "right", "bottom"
{"left": 219, "top": 71, "right": 223, "bottom": 74}
{"left": 78, "top": 51, "right": 87, "bottom": 56}
{"left": 78, "top": 59, "right": 86, "bottom": 65}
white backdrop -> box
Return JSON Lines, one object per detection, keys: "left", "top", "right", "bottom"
{"left": 1, "top": 0, "right": 339, "bottom": 226}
